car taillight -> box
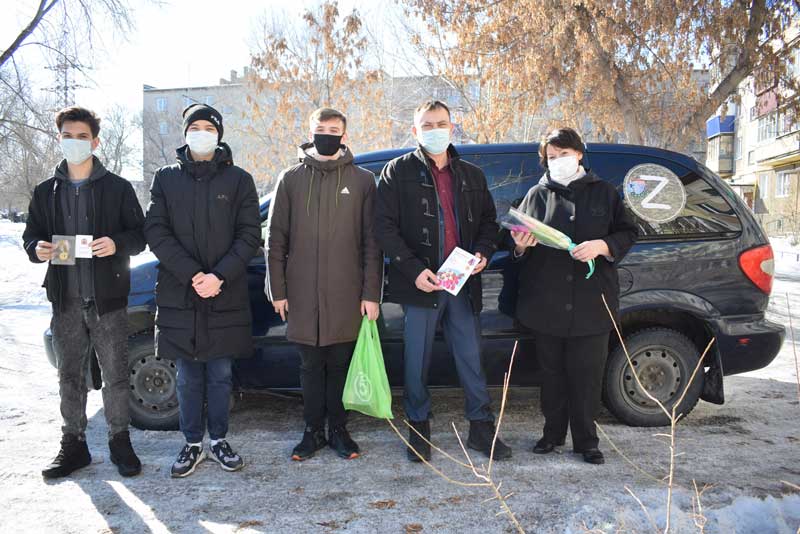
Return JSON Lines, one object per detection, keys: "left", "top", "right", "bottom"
{"left": 738, "top": 245, "right": 774, "bottom": 295}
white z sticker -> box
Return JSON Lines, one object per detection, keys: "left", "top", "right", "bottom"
{"left": 638, "top": 175, "right": 671, "bottom": 210}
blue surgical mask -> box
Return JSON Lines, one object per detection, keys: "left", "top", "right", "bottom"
{"left": 418, "top": 128, "right": 451, "bottom": 155}
{"left": 60, "top": 139, "right": 93, "bottom": 165}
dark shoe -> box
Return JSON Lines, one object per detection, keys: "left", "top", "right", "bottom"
{"left": 170, "top": 444, "right": 205, "bottom": 478}
{"left": 532, "top": 437, "right": 565, "bottom": 455}
{"left": 582, "top": 448, "right": 605, "bottom": 465}
{"left": 406, "top": 420, "right": 431, "bottom": 462}
{"left": 209, "top": 440, "right": 244, "bottom": 471}
{"left": 291, "top": 427, "right": 327, "bottom": 461}
{"left": 42, "top": 434, "right": 92, "bottom": 479}
{"left": 467, "top": 420, "right": 512, "bottom": 460}
{"left": 109, "top": 431, "right": 142, "bottom": 477}
{"left": 328, "top": 426, "right": 360, "bottom": 460}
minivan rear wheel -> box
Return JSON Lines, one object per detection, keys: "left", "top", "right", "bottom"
{"left": 128, "top": 333, "right": 179, "bottom": 431}
{"left": 603, "top": 328, "right": 704, "bottom": 427}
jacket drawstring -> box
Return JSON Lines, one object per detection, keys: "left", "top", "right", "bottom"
{"left": 335, "top": 167, "right": 342, "bottom": 208}
{"left": 306, "top": 166, "right": 315, "bottom": 216}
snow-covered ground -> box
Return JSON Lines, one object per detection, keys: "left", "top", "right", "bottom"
{"left": 0, "top": 220, "right": 798, "bottom": 534}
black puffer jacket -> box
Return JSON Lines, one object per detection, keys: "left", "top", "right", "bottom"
{"left": 22, "top": 157, "right": 146, "bottom": 315}
{"left": 514, "top": 170, "right": 638, "bottom": 337}
{"left": 375, "top": 145, "right": 498, "bottom": 313}
{"left": 144, "top": 143, "right": 261, "bottom": 362}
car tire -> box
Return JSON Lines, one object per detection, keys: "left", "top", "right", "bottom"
{"left": 603, "top": 328, "right": 704, "bottom": 427}
{"left": 128, "top": 333, "right": 179, "bottom": 431}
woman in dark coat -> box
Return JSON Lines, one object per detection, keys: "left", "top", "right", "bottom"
{"left": 511, "top": 128, "right": 637, "bottom": 464}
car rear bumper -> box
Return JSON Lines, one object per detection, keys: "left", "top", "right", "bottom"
{"left": 712, "top": 315, "right": 785, "bottom": 375}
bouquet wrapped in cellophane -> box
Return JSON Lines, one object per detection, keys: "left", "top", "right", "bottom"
{"left": 501, "top": 207, "right": 595, "bottom": 279}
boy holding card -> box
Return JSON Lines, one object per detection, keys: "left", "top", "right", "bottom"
{"left": 374, "top": 100, "right": 511, "bottom": 462}
{"left": 22, "top": 106, "right": 146, "bottom": 479}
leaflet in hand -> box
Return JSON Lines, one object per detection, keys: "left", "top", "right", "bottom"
{"left": 500, "top": 207, "right": 572, "bottom": 250}
{"left": 436, "top": 247, "right": 480, "bottom": 296}
{"left": 75, "top": 235, "right": 94, "bottom": 258}
{"left": 50, "top": 235, "right": 76, "bottom": 265}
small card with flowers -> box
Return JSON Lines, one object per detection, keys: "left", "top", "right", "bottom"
{"left": 436, "top": 247, "right": 480, "bottom": 296}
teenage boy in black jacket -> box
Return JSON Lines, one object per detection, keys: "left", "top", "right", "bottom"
{"left": 23, "top": 106, "right": 146, "bottom": 479}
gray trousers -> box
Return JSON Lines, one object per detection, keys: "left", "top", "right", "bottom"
{"left": 402, "top": 291, "right": 494, "bottom": 422}
{"left": 51, "top": 299, "right": 130, "bottom": 439}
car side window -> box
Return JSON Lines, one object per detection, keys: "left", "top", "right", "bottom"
{"left": 361, "top": 162, "right": 387, "bottom": 182}
{"left": 590, "top": 154, "right": 742, "bottom": 238}
{"left": 460, "top": 153, "right": 539, "bottom": 215}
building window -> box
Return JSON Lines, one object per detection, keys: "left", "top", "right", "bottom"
{"left": 776, "top": 171, "right": 795, "bottom": 198}
{"left": 758, "top": 173, "right": 770, "bottom": 199}
{"left": 757, "top": 112, "right": 777, "bottom": 143}
{"left": 734, "top": 132, "right": 742, "bottom": 160}
{"left": 707, "top": 137, "right": 718, "bottom": 161}
{"left": 156, "top": 97, "right": 167, "bottom": 113}
{"left": 748, "top": 150, "right": 756, "bottom": 166}
{"left": 204, "top": 95, "right": 215, "bottom": 106}
{"left": 159, "top": 122, "right": 168, "bottom": 136}
{"left": 183, "top": 96, "right": 194, "bottom": 108}
{"left": 793, "top": 48, "right": 800, "bottom": 78}
{"left": 778, "top": 107, "right": 798, "bottom": 137}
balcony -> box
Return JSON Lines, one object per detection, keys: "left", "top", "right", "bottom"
{"left": 755, "top": 131, "right": 800, "bottom": 166}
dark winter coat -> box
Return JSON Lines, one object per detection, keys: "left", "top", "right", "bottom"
{"left": 22, "top": 157, "right": 146, "bottom": 316}
{"left": 374, "top": 145, "right": 499, "bottom": 313}
{"left": 265, "top": 143, "right": 383, "bottom": 347}
{"left": 513, "top": 169, "right": 638, "bottom": 337}
{"left": 144, "top": 143, "right": 261, "bottom": 362}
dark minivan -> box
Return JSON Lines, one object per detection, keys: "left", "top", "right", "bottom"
{"left": 44, "top": 143, "right": 785, "bottom": 431}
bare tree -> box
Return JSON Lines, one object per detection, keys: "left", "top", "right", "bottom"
{"left": 98, "top": 104, "right": 139, "bottom": 176}
{"left": 399, "top": 0, "right": 799, "bottom": 151}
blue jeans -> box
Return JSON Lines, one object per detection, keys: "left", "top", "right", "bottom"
{"left": 402, "top": 291, "right": 493, "bottom": 422}
{"left": 176, "top": 357, "right": 233, "bottom": 443}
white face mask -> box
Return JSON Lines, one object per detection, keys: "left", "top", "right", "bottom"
{"left": 547, "top": 155, "right": 580, "bottom": 184}
{"left": 60, "top": 139, "right": 93, "bottom": 165}
{"left": 186, "top": 130, "right": 218, "bottom": 156}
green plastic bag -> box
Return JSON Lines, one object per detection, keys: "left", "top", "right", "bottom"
{"left": 342, "top": 317, "right": 394, "bottom": 419}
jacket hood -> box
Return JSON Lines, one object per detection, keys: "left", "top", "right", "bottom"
{"left": 539, "top": 166, "right": 600, "bottom": 192}
{"left": 53, "top": 156, "right": 108, "bottom": 184}
{"left": 176, "top": 142, "right": 234, "bottom": 178}
{"left": 297, "top": 142, "right": 354, "bottom": 171}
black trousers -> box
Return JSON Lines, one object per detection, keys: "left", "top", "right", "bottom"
{"left": 297, "top": 342, "right": 356, "bottom": 429}
{"left": 535, "top": 332, "right": 610, "bottom": 451}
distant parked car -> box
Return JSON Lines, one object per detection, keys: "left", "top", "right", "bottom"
{"left": 44, "top": 143, "right": 784, "bottom": 430}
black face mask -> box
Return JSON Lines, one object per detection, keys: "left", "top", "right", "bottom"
{"left": 313, "top": 133, "right": 343, "bottom": 156}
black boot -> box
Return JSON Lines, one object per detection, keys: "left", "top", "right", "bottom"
{"left": 581, "top": 448, "right": 605, "bottom": 465}
{"left": 42, "top": 434, "right": 92, "bottom": 479}
{"left": 467, "top": 420, "right": 512, "bottom": 461}
{"left": 533, "top": 437, "right": 565, "bottom": 455}
{"left": 109, "top": 431, "right": 142, "bottom": 477}
{"left": 406, "top": 420, "right": 431, "bottom": 462}
{"left": 328, "top": 425, "right": 360, "bottom": 460}
{"left": 291, "top": 427, "right": 327, "bottom": 461}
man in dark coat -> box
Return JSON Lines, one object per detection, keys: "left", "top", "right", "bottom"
{"left": 374, "top": 100, "right": 512, "bottom": 462}
{"left": 144, "top": 104, "right": 261, "bottom": 477}
{"left": 23, "top": 106, "right": 146, "bottom": 479}
{"left": 266, "top": 107, "right": 382, "bottom": 461}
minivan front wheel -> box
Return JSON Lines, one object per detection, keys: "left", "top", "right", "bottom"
{"left": 128, "top": 334, "right": 179, "bottom": 430}
{"left": 603, "top": 328, "right": 704, "bottom": 427}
